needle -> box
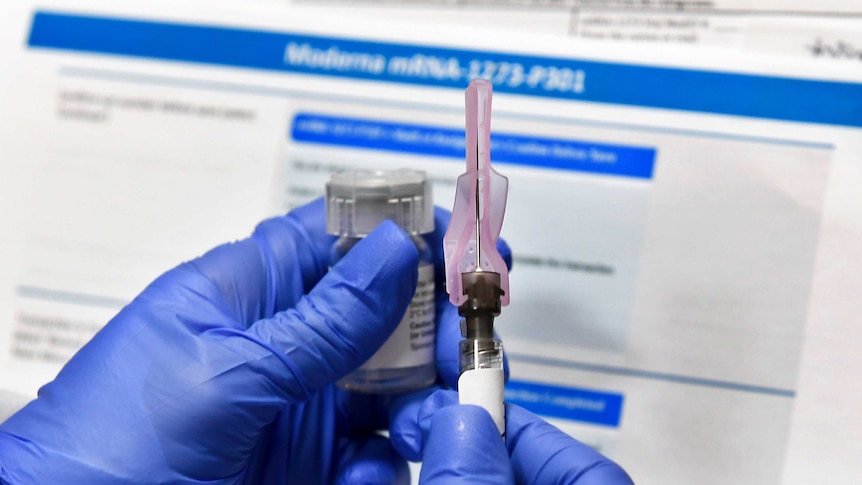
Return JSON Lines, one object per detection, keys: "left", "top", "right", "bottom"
{"left": 475, "top": 145, "right": 482, "bottom": 272}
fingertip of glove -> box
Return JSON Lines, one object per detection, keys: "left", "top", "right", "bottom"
{"left": 417, "top": 389, "right": 459, "bottom": 437}
{"left": 431, "top": 404, "right": 499, "bottom": 438}
{"left": 284, "top": 197, "right": 326, "bottom": 226}
{"left": 419, "top": 404, "right": 513, "bottom": 483}
{"left": 388, "top": 432, "right": 422, "bottom": 463}
{"left": 434, "top": 303, "right": 463, "bottom": 389}
{"left": 257, "top": 196, "right": 328, "bottom": 246}
{"left": 387, "top": 387, "right": 438, "bottom": 462}
{"left": 433, "top": 206, "right": 452, "bottom": 227}
{"left": 504, "top": 403, "right": 551, "bottom": 444}
{"left": 366, "top": 220, "right": 419, "bottom": 259}
{"left": 505, "top": 403, "right": 633, "bottom": 483}
{"left": 339, "top": 220, "right": 419, "bottom": 294}
{"left": 575, "top": 462, "right": 635, "bottom": 485}
{"left": 496, "top": 238, "right": 513, "bottom": 270}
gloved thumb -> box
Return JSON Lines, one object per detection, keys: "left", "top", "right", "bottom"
{"left": 418, "top": 405, "right": 514, "bottom": 484}
{"left": 240, "top": 219, "right": 419, "bottom": 401}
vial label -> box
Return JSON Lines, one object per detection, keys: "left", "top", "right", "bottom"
{"left": 358, "top": 263, "right": 435, "bottom": 370}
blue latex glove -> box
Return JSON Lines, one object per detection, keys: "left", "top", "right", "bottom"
{"left": 415, "top": 390, "right": 634, "bottom": 485}
{"left": 0, "top": 198, "right": 501, "bottom": 484}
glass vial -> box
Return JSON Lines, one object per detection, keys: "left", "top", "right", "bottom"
{"left": 326, "top": 169, "right": 436, "bottom": 393}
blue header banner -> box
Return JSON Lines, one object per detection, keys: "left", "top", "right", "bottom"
{"left": 292, "top": 113, "right": 656, "bottom": 179}
{"left": 28, "top": 11, "right": 862, "bottom": 128}
{"left": 505, "top": 380, "right": 624, "bottom": 427}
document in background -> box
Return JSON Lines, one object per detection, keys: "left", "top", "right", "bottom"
{"left": 1, "top": 1, "right": 861, "bottom": 483}
{"left": 290, "top": 0, "right": 862, "bottom": 62}
{"left": 0, "top": 0, "right": 24, "bottom": 103}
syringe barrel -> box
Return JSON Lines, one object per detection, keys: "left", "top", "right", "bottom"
{"left": 459, "top": 338, "right": 503, "bottom": 373}
{"left": 458, "top": 338, "right": 506, "bottom": 436}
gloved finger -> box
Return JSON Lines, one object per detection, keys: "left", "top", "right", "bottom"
{"left": 335, "top": 435, "right": 410, "bottom": 485}
{"left": 497, "top": 237, "right": 513, "bottom": 271}
{"left": 394, "top": 390, "right": 633, "bottom": 484}
{"left": 418, "top": 404, "right": 513, "bottom": 484}
{"left": 386, "top": 386, "right": 440, "bottom": 461}
{"left": 426, "top": 207, "right": 450, "bottom": 288}
{"left": 238, "top": 220, "right": 419, "bottom": 401}
{"left": 189, "top": 197, "right": 335, "bottom": 327}
{"left": 506, "top": 404, "right": 634, "bottom": 485}
{"left": 433, "top": 298, "right": 462, "bottom": 388}
{"left": 388, "top": 388, "right": 459, "bottom": 460}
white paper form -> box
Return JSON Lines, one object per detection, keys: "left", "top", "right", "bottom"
{"left": 290, "top": 0, "right": 862, "bottom": 62}
{"left": 0, "top": 0, "right": 27, "bottom": 118}
{"left": 1, "top": 2, "right": 862, "bottom": 483}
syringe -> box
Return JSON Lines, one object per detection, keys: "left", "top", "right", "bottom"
{"left": 443, "top": 79, "right": 510, "bottom": 437}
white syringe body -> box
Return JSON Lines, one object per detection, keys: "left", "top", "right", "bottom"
{"left": 458, "top": 336, "right": 505, "bottom": 436}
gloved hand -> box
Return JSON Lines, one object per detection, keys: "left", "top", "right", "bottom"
{"left": 0, "top": 198, "right": 500, "bottom": 484}
{"left": 413, "top": 390, "right": 634, "bottom": 485}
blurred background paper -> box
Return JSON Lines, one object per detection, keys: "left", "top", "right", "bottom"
{"left": 289, "top": 0, "right": 862, "bottom": 62}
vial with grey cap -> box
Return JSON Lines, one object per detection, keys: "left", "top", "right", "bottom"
{"left": 327, "top": 169, "right": 436, "bottom": 393}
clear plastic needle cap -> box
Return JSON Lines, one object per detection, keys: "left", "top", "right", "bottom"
{"left": 443, "top": 79, "right": 510, "bottom": 307}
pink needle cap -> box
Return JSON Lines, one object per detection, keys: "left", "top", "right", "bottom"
{"left": 443, "top": 79, "right": 510, "bottom": 307}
